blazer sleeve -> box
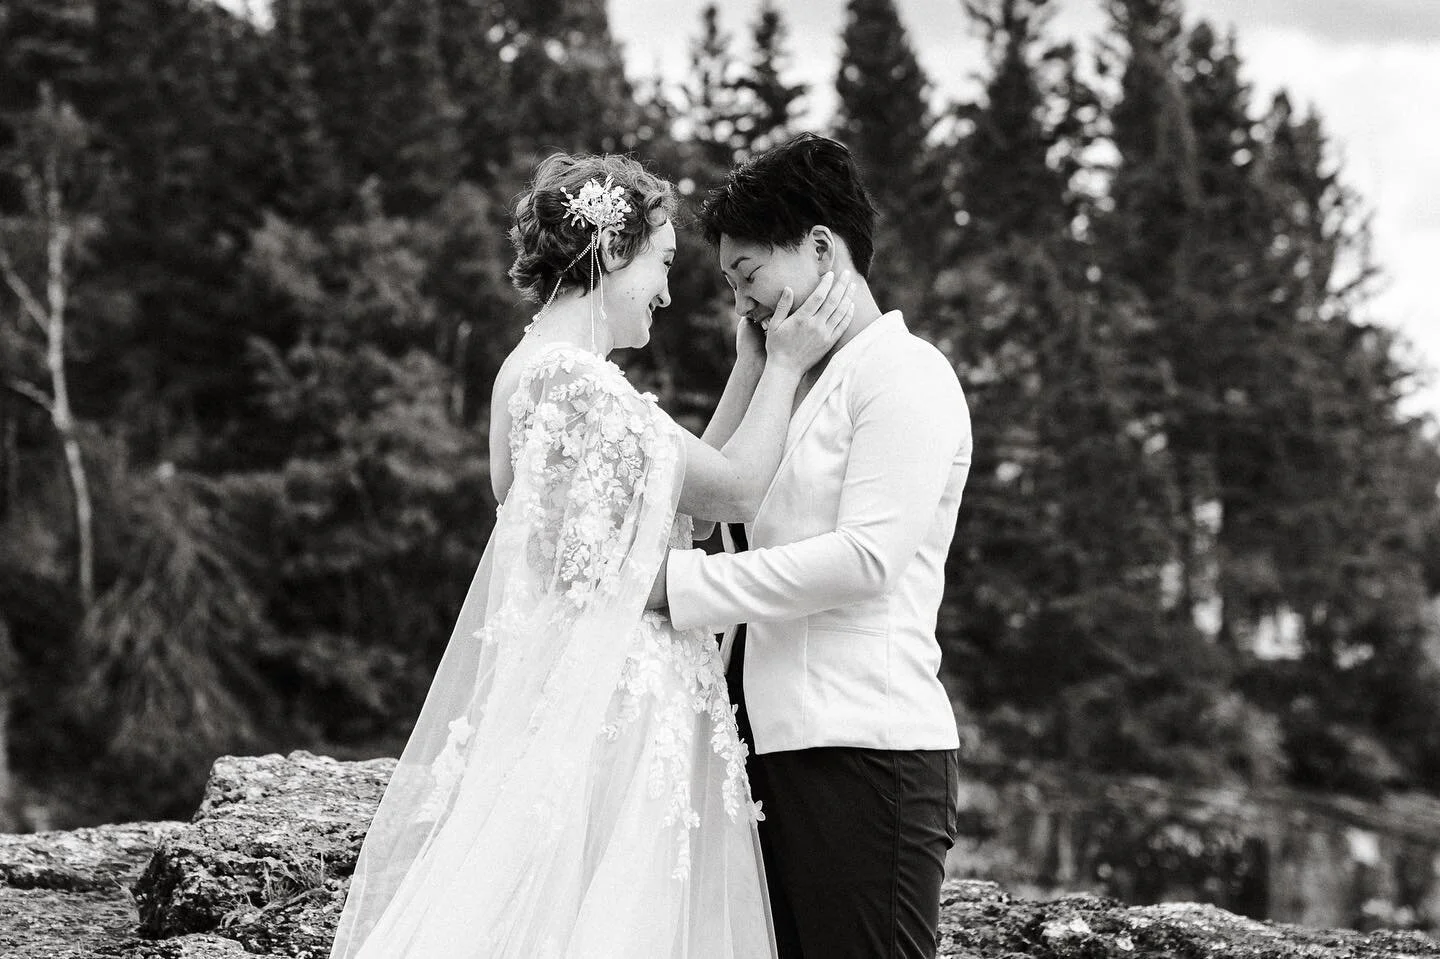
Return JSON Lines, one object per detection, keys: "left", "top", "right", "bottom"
{"left": 666, "top": 348, "right": 971, "bottom": 630}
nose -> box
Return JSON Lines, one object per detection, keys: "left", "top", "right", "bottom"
{"left": 656, "top": 284, "right": 671, "bottom": 309}
{"left": 733, "top": 289, "right": 755, "bottom": 319}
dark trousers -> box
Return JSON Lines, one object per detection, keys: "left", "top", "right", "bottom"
{"left": 726, "top": 626, "right": 960, "bottom": 959}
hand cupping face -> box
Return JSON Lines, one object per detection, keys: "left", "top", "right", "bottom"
{"left": 762, "top": 270, "right": 857, "bottom": 373}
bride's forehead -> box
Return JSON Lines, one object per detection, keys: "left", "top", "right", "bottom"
{"left": 651, "top": 219, "right": 677, "bottom": 247}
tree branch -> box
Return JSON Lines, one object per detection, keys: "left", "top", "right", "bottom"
{"left": 0, "top": 244, "right": 50, "bottom": 334}
{"left": 2, "top": 378, "right": 54, "bottom": 413}
{"left": 44, "top": 147, "right": 70, "bottom": 328}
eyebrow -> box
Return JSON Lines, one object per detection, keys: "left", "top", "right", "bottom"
{"left": 723, "top": 255, "right": 753, "bottom": 280}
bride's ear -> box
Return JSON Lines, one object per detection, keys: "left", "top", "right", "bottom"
{"left": 599, "top": 227, "right": 625, "bottom": 272}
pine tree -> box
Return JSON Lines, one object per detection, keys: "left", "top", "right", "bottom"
{"left": 495, "top": 0, "right": 638, "bottom": 157}
{"left": 617, "top": 11, "right": 740, "bottom": 417}
{"left": 80, "top": 0, "right": 293, "bottom": 454}
{"left": 277, "top": 0, "right": 385, "bottom": 192}
{"left": 957, "top": 0, "right": 1072, "bottom": 247}
{"left": 834, "top": 0, "right": 941, "bottom": 318}
{"left": 737, "top": 1, "right": 806, "bottom": 155}
{"left": 1240, "top": 93, "right": 1440, "bottom": 789}
{"left": 260, "top": 0, "right": 348, "bottom": 223}
{"left": 835, "top": 0, "right": 931, "bottom": 191}
{"left": 70, "top": 460, "right": 279, "bottom": 814}
{"left": 368, "top": 0, "right": 464, "bottom": 214}
{"left": 682, "top": 4, "right": 747, "bottom": 171}
{"left": 939, "top": 3, "right": 1183, "bottom": 767}
{"left": 238, "top": 190, "right": 491, "bottom": 741}
{"left": 435, "top": 0, "right": 511, "bottom": 182}
{"left": 1171, "top": 21, "right": 1268, "bottom": 651}
{"left": 1102, "top": 0, "right": 1198, "bottom": 300}
{"left": 1097, "top": 0, "right": 1208, "bottom": 637}
{"left": 276, "top": 0, "right": 463, "bottom": 215}
{"left": 1092, "top": 2, "right": 1440, "bottom": 788}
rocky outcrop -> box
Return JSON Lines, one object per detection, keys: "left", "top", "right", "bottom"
{"left": 0, "top": 821, "right": 192, "bottom": 958}
{"left": 3, "top": 750, "right": 1440, "bottom": 957}
{"left": 938, "top": 880, "right": 1440, "bottom": 958}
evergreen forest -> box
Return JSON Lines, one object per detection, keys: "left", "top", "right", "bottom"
{"left": 2, "top": 0, "right": 1439, "bottom": 828}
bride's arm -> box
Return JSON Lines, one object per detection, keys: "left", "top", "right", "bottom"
{"left": 689, "top": 323, "right": 763, "bottom": 541}
{"left": 699, "top": 320, "right": 765, "bottom": 450}
{"left": 677, "top": 273, "right": 853, "bottom": 523}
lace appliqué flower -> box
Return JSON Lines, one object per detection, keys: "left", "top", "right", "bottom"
{"left": 418, "top": 716, "right": 475, "bottom": 822}
{"left": 601, "top": 609, "right": 761, "bottom": 882}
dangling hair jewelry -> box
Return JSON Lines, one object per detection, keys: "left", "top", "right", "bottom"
{"left": 526, "top": 175, "right": 633, "bottom": 352}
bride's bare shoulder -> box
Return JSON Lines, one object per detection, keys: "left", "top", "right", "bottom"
{"left": 490, "top": 349, "right": 529, "bottom": 409}
{"left": 492, "top": 341, "right": 562, "bottom": 407}
{"left": 488, "top": 343, "right": 556, "bottom": 501}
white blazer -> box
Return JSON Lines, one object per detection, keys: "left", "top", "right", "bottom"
{"left": 667, "top": 312, "right": 972, "bottom": 755}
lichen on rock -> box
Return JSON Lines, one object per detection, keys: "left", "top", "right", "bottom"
{"left": 3, "top": 750, "right": 1440, "bottom": 957}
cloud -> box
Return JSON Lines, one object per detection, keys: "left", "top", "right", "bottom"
{"left": 1189, "top": 0, "right": 1440, "bottom": 46}
{"left": 1165, "top": 21, "right": 1440, "bottom": 411}
{"left": 610, "top": 0, "right": 1440, "bottom": 416}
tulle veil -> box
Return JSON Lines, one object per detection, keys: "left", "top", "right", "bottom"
{"left": 329, "top": 345, "right": 775, "bottom": 959}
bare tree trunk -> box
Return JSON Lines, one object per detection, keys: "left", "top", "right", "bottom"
{"left": 42, "top": 162, "right": 93, "bottom": 609}
{"left": 0, "top": 126, "right": 94, "bottom": 609}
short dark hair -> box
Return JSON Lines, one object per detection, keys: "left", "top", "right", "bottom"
{"left": 697, "top": 133, "right": 878, "bottom": 277}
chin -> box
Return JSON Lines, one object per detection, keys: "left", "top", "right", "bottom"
{"left": 610, "top": 329, "right": 649, "bottom": 352}
{"left": 629, "top": 317, "right": 653, "bottom": 350}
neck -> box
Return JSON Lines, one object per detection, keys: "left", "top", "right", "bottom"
{"left": 829, "top": 279, "right": 885, "bottom": 355}
{"left": 527, "top": 291, "right": 614, "bottom": 357}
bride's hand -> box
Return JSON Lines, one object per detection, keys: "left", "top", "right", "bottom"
{"left": 735, "top": 312, "right": 767, "bottom": 370}
{"left": 763, "top": 271, "right": 856, "bottom": 374}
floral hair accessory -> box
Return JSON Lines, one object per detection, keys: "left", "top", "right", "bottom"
{"left": 526, "top": 175, "right": 635, "bottom": 348}
{"left": 562, "top": 176, "right": 633, "bottom": 232}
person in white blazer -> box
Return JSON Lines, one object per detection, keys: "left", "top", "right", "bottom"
{"left": 648, "top": 134, "right": 973, "bottom": 959}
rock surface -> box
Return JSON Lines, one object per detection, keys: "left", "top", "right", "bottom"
{"left": 0, "top": 822, "right": 193, "bottom": 958}
{"left": 1, "top": 750, "right": 1437, "bottom": 957}
{"left": 938, "top": 879, "right": 1440, "bottom": 958}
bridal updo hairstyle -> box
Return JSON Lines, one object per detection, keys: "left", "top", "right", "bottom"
{"left": 509, "top": 153, "right": 678, "bottom": 304}
{"left": 697, "top": 133, "right": 878, "bottom": 278}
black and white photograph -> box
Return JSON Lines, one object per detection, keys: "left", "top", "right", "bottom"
{"left": 1, "top": 0, "right": 1439, "bottom": 956}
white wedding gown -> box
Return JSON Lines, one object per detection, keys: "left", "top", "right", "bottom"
{"left": 329, "top": 344, "right": 776, "bottom": 959}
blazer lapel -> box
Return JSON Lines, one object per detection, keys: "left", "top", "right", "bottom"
{"left": 753, "top": 312, "right": 906, "bottom": 525}
{"left": 780, "top": 311, "right": 903, "bottom": 461}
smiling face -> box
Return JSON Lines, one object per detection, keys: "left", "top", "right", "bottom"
{"left": 604, "top": 219, "right": 676, "bottom": 350}
{"left": 718, "top": 228, "right": 832, "bottom": 327}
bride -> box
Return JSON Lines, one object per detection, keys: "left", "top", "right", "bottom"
{"left": 328, "top": 152, "right": 855, "bottom": 959}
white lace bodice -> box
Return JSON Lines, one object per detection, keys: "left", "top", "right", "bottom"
{"left": 504, "top": 345, "right": 760, "bottom": 871}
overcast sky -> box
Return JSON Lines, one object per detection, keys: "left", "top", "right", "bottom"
{"left": 611, "top": 0, "right": 1440, "bottom": 420}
